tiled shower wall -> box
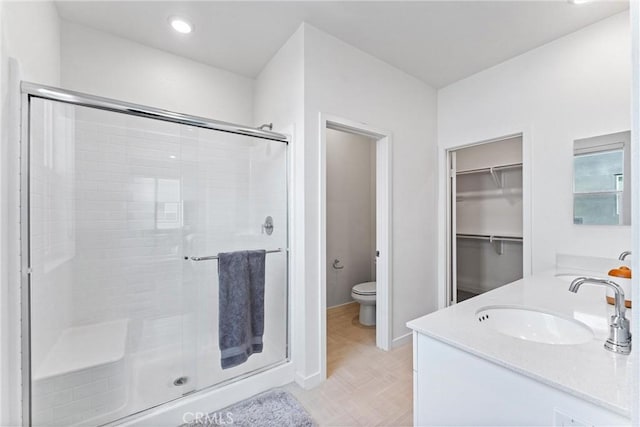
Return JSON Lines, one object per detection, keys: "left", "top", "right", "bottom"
{"left": 71, "top": 107, "right": 188, "bottom": 347}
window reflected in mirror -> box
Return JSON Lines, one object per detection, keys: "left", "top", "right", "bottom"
{"left": 573, "top": 131, "right": 630, "bottom": 226}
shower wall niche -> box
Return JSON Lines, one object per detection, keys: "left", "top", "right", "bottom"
{"left": 27, "top": 93, "right": 288, "bottom": 426}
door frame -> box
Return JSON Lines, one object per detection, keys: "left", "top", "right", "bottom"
{"left": 447, "top": 151, "right": 458, "bottom": 306}
{"left": 319, "top": 113, "right": 393, "bottom": 380}
{"left": 442, "top": 131, "right": 532, "bottom": 308}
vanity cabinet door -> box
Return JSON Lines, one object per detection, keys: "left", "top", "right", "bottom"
{"left": 414, "top": 333, "right": 630, "bottom": 426}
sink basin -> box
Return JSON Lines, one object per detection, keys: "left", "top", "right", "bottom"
{"left": 476, "top": 305, "right": 594, "bottom": 345}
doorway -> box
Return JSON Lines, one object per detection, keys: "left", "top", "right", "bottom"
{"left": 319, "top": 114, "right": 392, "bottom": 381}
{"left": 446, "top": 135, "right": 525, "bottom": 305}
{"left": 325, "top": 127, "right": 377, "bottom": 372}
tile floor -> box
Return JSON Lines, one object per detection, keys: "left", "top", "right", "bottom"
{"left": 285, "top": 302, "right": 413, "bottom": 426}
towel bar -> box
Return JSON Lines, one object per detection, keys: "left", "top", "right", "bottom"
{"left": 185, "top": 248, "right": 285, "bottom": 262}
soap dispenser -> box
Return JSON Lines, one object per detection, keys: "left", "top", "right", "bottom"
{"left": 607, "top": 266, "right": 631, "bottom": 308}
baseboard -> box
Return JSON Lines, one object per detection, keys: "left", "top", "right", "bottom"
{"left": 327, "top": 301, "right": 357, "bottom": 311}
{"left": 392, "top": 332, "right": 412, "bottom": 348}
{"left": 294, "top": 370, "right": 324, "bottom": 390}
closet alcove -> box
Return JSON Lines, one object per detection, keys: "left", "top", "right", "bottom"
{"left": 449, "top": 136, "right": 524, "bottom": 303}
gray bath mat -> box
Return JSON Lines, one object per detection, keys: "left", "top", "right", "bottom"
{"left": 185, "top": 389, "right": 316, "bottom": 427}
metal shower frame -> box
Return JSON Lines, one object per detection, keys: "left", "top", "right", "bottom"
{"left": 19, "top": 82, "right": 291, "bottom": 426}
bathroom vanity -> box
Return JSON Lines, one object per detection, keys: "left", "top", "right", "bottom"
{"left": 407, "top": 255, "right": 633, "bottom": 426}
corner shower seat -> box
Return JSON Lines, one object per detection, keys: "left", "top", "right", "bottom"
{"left": 31, "top": 319, "right": 129, "bottom": 426}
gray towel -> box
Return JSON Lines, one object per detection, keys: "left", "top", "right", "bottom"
{"left": 218, "top": 250, "right": 266, "bottom": 369}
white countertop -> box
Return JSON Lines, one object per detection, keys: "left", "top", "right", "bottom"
{"left": 407, "top": 268, "right": 633, "bottom": 417}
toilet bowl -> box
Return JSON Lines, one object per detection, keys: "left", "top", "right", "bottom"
{"left": 351, "top": 281, "right": 376, "bottom": 326}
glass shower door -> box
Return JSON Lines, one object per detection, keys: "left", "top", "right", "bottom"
{"left": 181, "top": 124, "right": 289, "bottom": 391}
{"left": 28, "top": 98, "right": 197, "bottom": 426}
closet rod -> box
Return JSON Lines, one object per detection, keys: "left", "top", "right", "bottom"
{"left": 457, "top": 188, "right": 522, "bottom": 199}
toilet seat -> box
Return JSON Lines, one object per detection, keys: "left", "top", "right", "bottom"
{"left": 352, "top": 281, "right": 376, "bottom": 296}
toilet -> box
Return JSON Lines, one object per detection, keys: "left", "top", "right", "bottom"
{"left": 351, "top": 281, "right": 376, "bottom": 326}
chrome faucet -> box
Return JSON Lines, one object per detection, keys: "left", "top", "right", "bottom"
{"left": 569, "top": 277, "right": 631, "bottom": 355}
{"left": 619, "top": 250, "right": 632, "bottom": 261}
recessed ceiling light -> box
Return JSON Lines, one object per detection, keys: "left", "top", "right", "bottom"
{"left": 568, "top": 0, "right": 593, "bottom": 4}
{"left": 169, "top": 17, "right": 193, "bottom": 34}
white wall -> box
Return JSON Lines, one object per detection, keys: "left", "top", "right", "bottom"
{"left": 326, "top": 128, "right": 376, "bottom": 308}
{"left": 0, "top": 1, "right": 61, "bottom": 424}
{"left": 61, "top": 21, "right": 254, "bottom": 125}
{"left": 304, "top": 24, "right": 438, "bottom": 378}
{"left": 438, "top": 12, "right": 631, "bottom": 287}
{"left": 1, "top": 1, "right": 60, "bottom": 85}
{"left": 253, "top": 23, "right": 438, "bottom": 386}
{"left": 253, "top": 26, "right": 304, "bottom": 132}
{"left": 252, "top": 25, "right": 306, "bottom": 384}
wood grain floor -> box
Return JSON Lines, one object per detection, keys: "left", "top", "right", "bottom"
{"left": 285, "top": 302, "right": 413, "bottom": 426}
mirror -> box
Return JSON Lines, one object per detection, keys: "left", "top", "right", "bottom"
{"left": 573, "top": 131, "right": 631, "bottom": 225}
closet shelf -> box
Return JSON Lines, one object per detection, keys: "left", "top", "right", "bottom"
{"left": 457, "top": 162, "right": 522, "bottom": 191}
{"left": 456, "top": 162, "right": 522, "bottom": 176}
{"left": 457, "top": 233, "right": 522, "bottom": 242}
{"left": 457, "top": 233, "right": 522, "bottom": 255}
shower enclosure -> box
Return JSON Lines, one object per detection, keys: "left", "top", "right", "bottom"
{"left": 21, "top": 83, "right": 289, "bottom": 426}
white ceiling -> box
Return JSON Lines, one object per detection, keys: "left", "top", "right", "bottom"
{"left": 55, "top": 1, "right": 629, "bottom": 88}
